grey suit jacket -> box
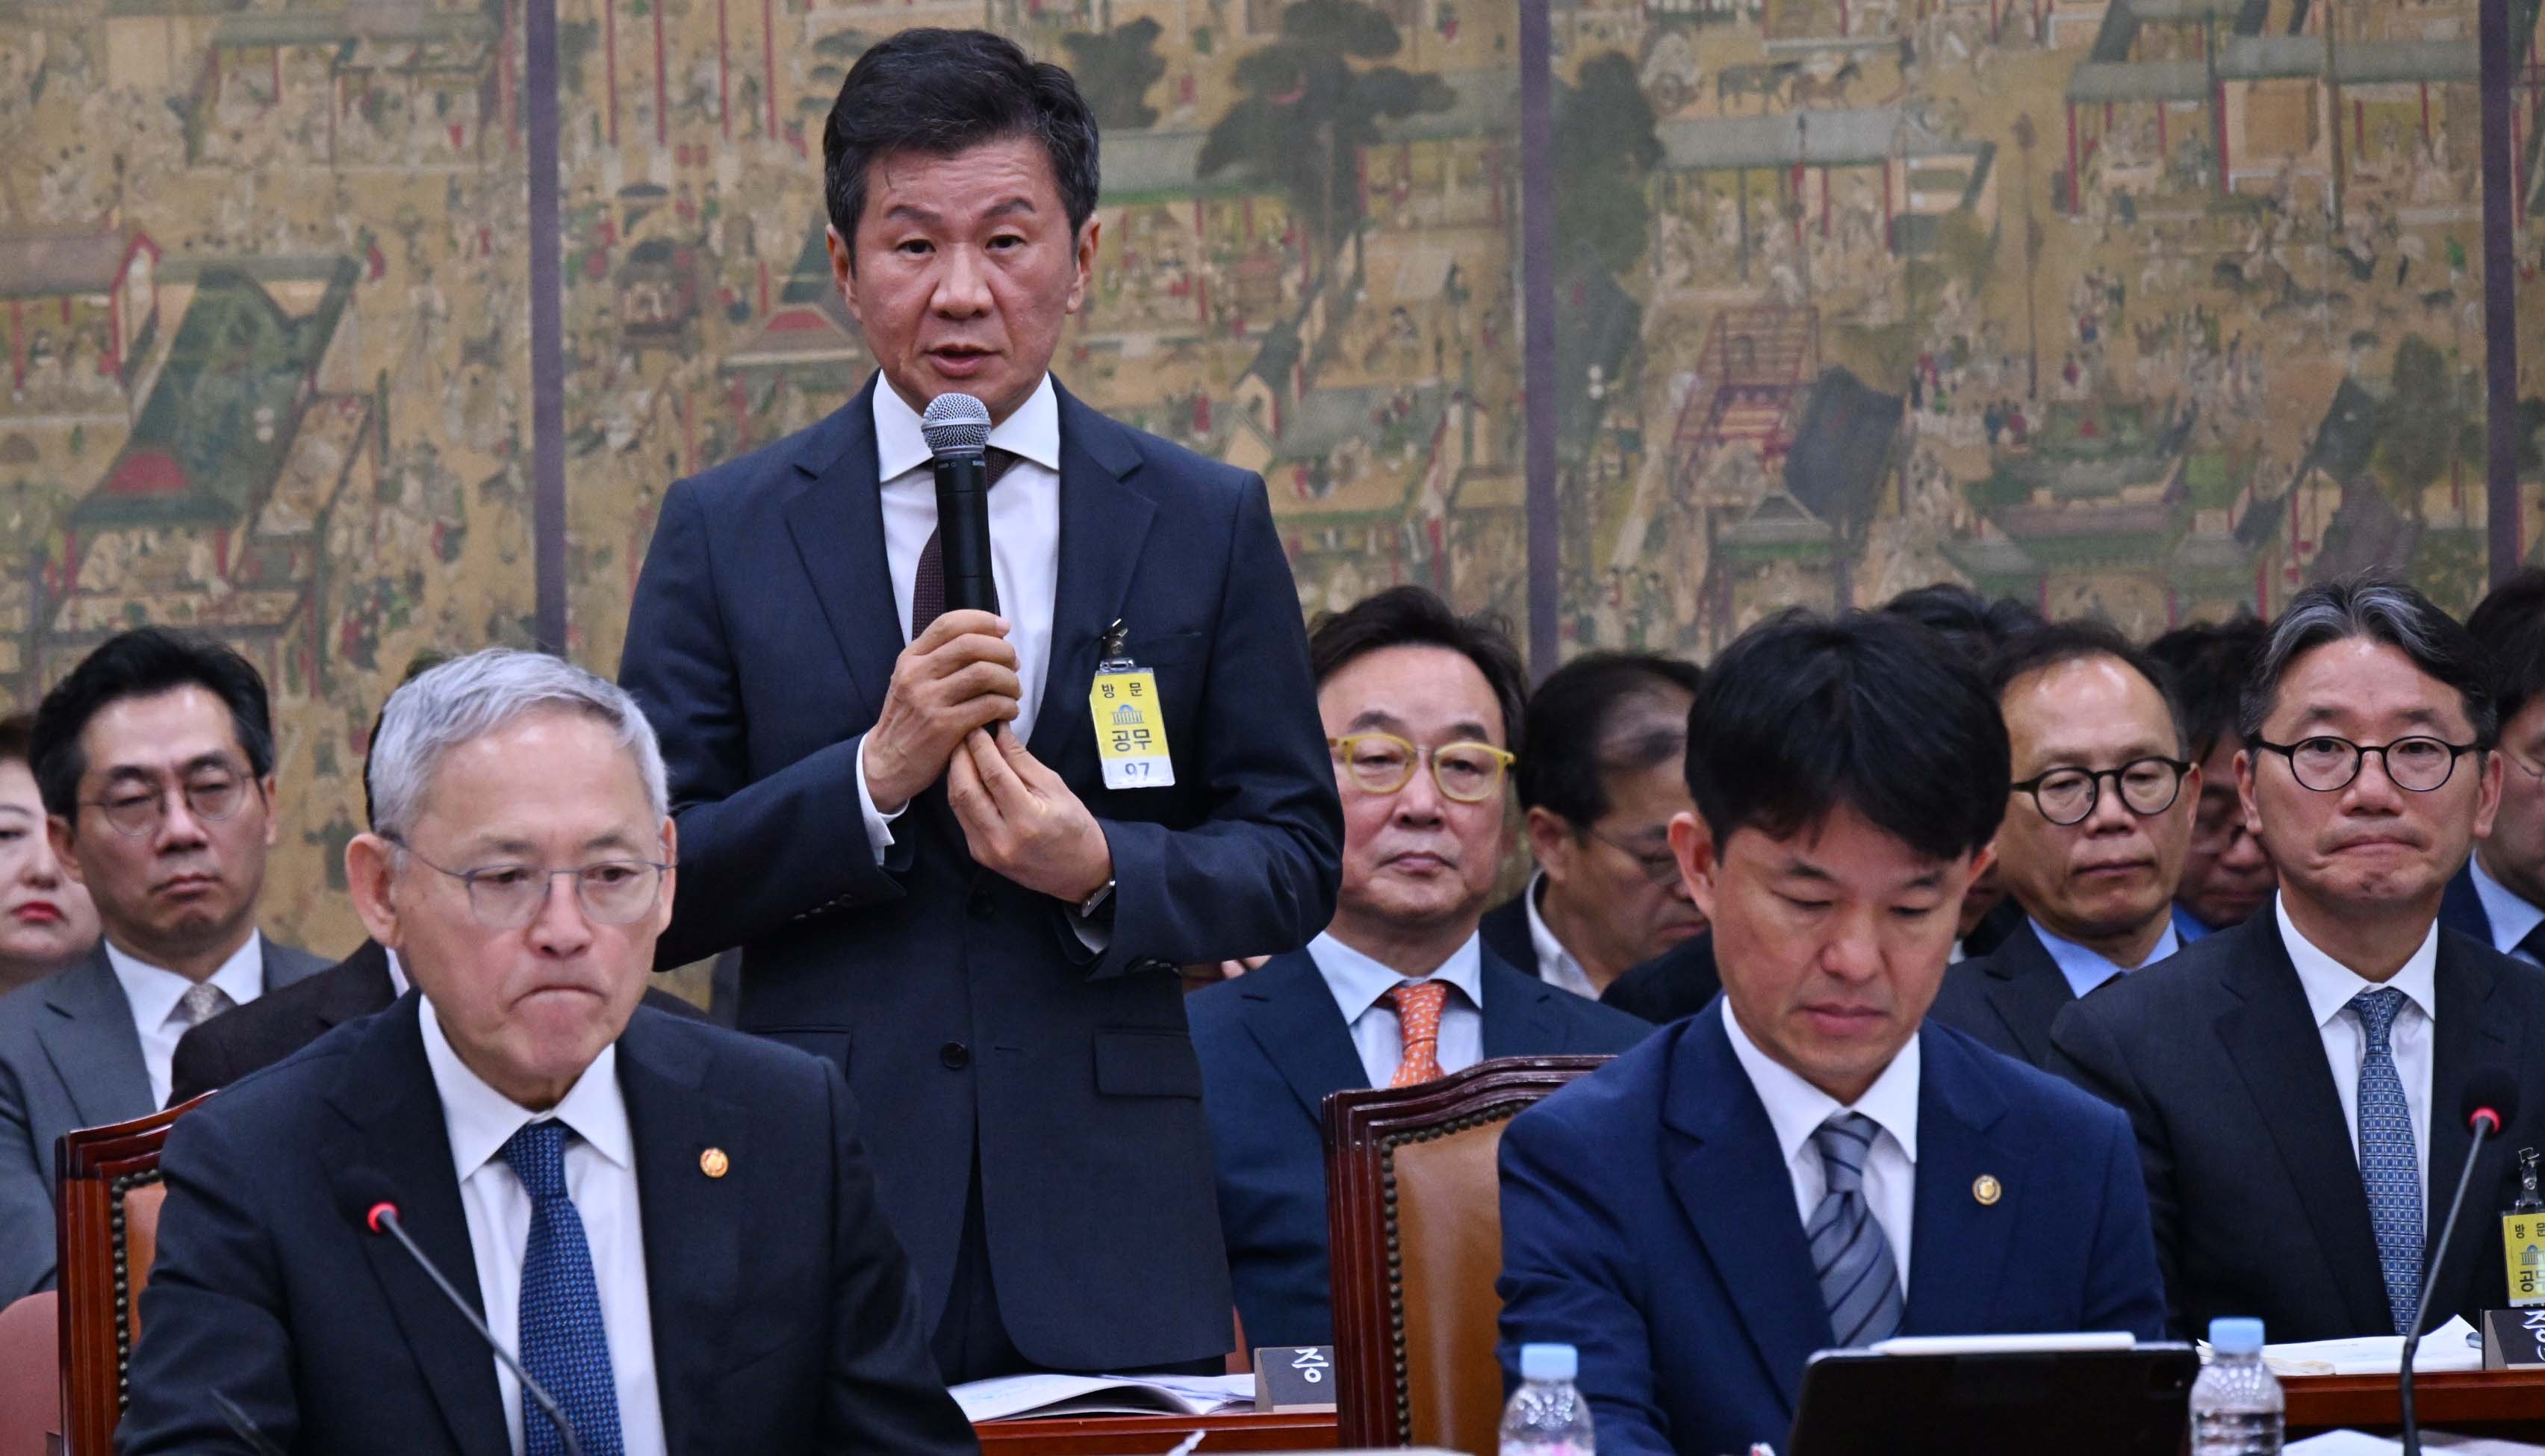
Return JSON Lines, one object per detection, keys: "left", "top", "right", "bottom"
{"left": 0, "top": 936, "right": 328, "bottom": 1300}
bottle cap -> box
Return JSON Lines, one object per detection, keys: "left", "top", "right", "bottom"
{"left": 1520, "top": 1343, "right": 1578, "bottom": 1382}
{"left": 2207, "top": 1317, "right": 2265, "bottom": 1356}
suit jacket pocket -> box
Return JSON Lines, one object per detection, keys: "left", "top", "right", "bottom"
{"left": 1093, "top": 1027, "right": 1205, "bottom": 1098}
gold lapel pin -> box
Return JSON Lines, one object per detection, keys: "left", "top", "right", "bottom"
{"left": 1973, "top": 1174, "right": 2002, "bottom": 1207}
{"left": 700, "top": 1147, "right": 730, "bottom": 1179}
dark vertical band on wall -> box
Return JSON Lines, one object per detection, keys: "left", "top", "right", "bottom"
{"left": 2480, "top": 0, "right": 2523, "bottom": 585}
{"left": 1518, "top": 0, "right": 1559, "bottom": 678}
{"left": 527, "top": 0, "right": 571, "bottom": 654}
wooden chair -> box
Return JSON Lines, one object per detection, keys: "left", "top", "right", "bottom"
{"left": 1324, "top": 1056, "right": 1612, "bottom": 1456}
{"left": 57, "top": 1095, "right": 207, "bottom": 1456}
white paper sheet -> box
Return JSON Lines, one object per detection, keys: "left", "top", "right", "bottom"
{"left": 2258, "top": 1316, "right": 2482, "bottom": 1376}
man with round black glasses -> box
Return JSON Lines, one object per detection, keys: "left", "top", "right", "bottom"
{"left": 2052, "top": 579, "right": 2545, "bottom": 1342}
{"left": 1931, "top": 622, "right": 2197, "bottom": 1067}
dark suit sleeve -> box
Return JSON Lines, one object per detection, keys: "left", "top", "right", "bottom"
{"left": 167, "top": 1022, "right": 237, "bottom": 1107}
{"left": 117, "top": 1108, "right": 299, "bottom": 1455}
{"left": 622, "top": 476, "right": 910, "bottom": 967}
{"left": 1075, "top": 476, "right": 1342, "bottom": 977}
{"left": 2049, "top": 999, "right": 2187, "bottom": 1338}
{"left": 1494, "top": 1108, "right": 1675, "bottom": 1456}
{"left": 816, "top": 1057, "right": 980, "bottom": 1456}
{"left": 0, "top": 1053, "right": 55, "bottom": 1301}
{"left": 2078, "top": 1099, "right": 2169, "bottom": 1340}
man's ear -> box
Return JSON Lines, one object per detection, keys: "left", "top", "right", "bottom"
{"left": 47, "top": 816, "right": 84, "bottom": 887}
{"left": 1667, "top": 810, "right": 1719, "bottom": 924}
{"left": 346, "top": 833, "right": 404, "bottom": 949}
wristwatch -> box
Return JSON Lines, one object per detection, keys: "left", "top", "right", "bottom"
{"left": 1075, "top": 878, "right": 1116, "bottom": 918}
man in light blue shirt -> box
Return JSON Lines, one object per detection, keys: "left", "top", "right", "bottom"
{"left": 1931, "top": 622, "right": 2196, "bottom": 1065}
{"left": 2443, "top": 573, "right": 2545, "bottom": 965}
{"left": 2147, "top": 620, "right": 2277, "bottom": 944}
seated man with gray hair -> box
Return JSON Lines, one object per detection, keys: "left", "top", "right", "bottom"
{"left": 119, "top": 650, "right": 975, "bottom": 1456}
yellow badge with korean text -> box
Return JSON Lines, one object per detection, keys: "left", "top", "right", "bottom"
{"left": 2508, "top": 1148, "right": 2544, "bottom": 1308}
{"left": 1090, "top": 620, "right": 1175, "bottom": 791}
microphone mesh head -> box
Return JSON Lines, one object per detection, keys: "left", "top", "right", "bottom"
{"left": 921, "top": 393, "right": 992, "bottom": 457}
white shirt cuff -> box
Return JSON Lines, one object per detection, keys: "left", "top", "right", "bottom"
{"left": 854, "top": 735, "right": 906, "bottom": 865}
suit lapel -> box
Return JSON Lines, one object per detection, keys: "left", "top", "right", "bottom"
{"left": 35, "top": 947, "right": 154, "bottom": 1132}
{"left": 2426, "top": 933, "right": 2520, "bottom": 1312}
{"left": 2216, "top": 918, "right": 2394, "bottom": 1335}
{"left": 1901, "top": 1029, "right": 2019, "bottom": 1332}
{"left": 1236, "top": 953, "right": 1373, "bottom": 1118}
{"left": 323, "top": 996, "right": 510, "bottom": 1456}
{"left": 1661, "top": 1008, "right": 1830, "bottom": 1417}
{"left": 1480, "top": 953, "right": 1567, "bottom": 1060}
{"left": 618, "top": 1010, "right": 745, "bottom": 1456}
{"left": 2440, "top": 867, "right": 2494, "bottom": 948}
{"left": 1981, "top": 924, "right": 2077, "bottom": 1065}
{"left": 779, "top": 381, "right": 903, "bottom": 727}
{"left": 1028, "top": 385, "right": 1157, "bottom": 770}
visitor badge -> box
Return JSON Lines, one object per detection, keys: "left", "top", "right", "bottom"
{"left": 1090, "top": 620, "right": 1175, "bottom": 791}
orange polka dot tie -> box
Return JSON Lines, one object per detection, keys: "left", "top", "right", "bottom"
{"left": 1384, "top": 980, "right": 1451, "bottom": 1087}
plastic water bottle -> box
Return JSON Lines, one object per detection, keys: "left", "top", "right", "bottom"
{"left": 1501, "top": 1343, "right": 1594, "bottom": 1456}
{"left": 2191, "top": 1317, "right": 2285, "bottom": 1456}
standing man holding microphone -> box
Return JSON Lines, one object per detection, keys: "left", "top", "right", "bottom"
{"left": 620, "top": 29, "right": 1343, "bottom": 1381}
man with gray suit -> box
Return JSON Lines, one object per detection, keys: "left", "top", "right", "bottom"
{"left": 0, "top": 628, "right": 327, "bottom": 1301}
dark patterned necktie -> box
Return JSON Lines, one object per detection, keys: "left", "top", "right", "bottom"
{"left": 909, "top": 447, "right": 1020, "bottom": 638}
{"left": 500, "top": 1121, "right": 624, "bottom": 1456}
{"left": 2350, "top": 986, "right": 2423, "bottom": 1334}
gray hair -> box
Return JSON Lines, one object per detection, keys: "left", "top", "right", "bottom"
{"left": 366, "top": 648, "right": 669, "bottom": 841}
{"left": 2237, "top": 577, "right": 2497, "bottom": 747}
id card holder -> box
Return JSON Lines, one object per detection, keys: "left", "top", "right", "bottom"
{"left": 2508, "top": 1148, "right": 2544, "bottom": 1308}
{"left": 1089, "top": 620, "right": 1176, "bottom": 790}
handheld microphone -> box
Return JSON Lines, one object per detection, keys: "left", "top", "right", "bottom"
{"left": 2399, "top": 1068, "right": 2520, "bottom": 1456}
{"left": 922, "top": 392, "right": 998, "bottom": 617}
{"left": 359, "top": 1197, "right": 588, "bottom": 1456}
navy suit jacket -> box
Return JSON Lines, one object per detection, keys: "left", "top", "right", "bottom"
{"left": 1187, "top": 945, "right": 1651, "bottom": 1350}
{"left": 1497, "top": 1004, "right": 2166, "bottom": 1456}
{"left": 117, "top": 995, "right": 976, "bottom": 1456}
{"left": 1478, "top": 895, "right": 1534, "bottom": 978}
{"left": 2441, "top": 862, "right": 2494, "bottom": 946}
{"left": 619, "top": 376, "right": 1342, "bottom": 1369}
{"left": 1928, "top": 921, "right": 2072, "bottom": 1068}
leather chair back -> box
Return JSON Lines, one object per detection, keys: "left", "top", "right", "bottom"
{"left": 0, "top": 1291, "right": 60, "bottom": 1456}
{"left": 58, "top": 1095, "right": 206, "bottom": 1456}
{"left": 1324, "top": 1057, "right": 1612, "bottom": 1456}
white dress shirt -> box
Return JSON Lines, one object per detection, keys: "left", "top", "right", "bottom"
{"left": 854, "top": 373, "right": 1065, "bottom": 858}
{"left": 420, "top": 1000, "right": 667, "bottom": 1456}
{"left": 2276, "top": 895, "right": 2437, "bottom": 1218}
{"left": 386, "top": 947, "right": 411, "bottom": 996}
{"left": 1305, "top": 930, "right": 1486, "bottom": 1087}
{"left": 2468, "top": 853, "right": 2545, "bottom": 965}
{"left": 1721, "top": 1001, "right": 1921, "bottom": 1288}
{"left": 1520, "top": 873, "right": 1600, "bottom": 1000}
{"left": 105, "top": 931, "right": 267, "bottom": 1108}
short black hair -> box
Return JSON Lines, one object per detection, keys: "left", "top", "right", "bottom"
{"left": 31, "top": 627, "right": 275, "bottom": 818}
{"left": 0, "top": 714, "right": 31, "bottom": 769}
{"left": 1308, "top": 587, "right": 1529, "bottom": 756}
{"left": 2240, "top": 577, "right": 2497, "bottom": 747}
{"left": 1882, "top": 582, "right": 2043, "bottom": 668}
{"left": 1685, "top": 609, "right": 2009, "bottom": 862}
{"left": 822, "top": 28, "right": 1101, "bottom": 267}
{"left": 1516, "top": 652, "right": 1702, "bottom": 826}
{"left": 2466, "top": 570, "right": 2545, "bottom": 729}
{"left": 2145, "top": 617, "right": 2267, "bottom": 761}
{"left": 1989, "top": 620, "right": 2188, "bottom": 757}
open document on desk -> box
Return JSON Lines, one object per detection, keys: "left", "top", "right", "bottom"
{"left": 953, "top": 1373, "right": 1261, "bottom": 1422}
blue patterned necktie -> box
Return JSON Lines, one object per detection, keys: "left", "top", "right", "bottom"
{"left": 2350, "top": 987, "right": 2424, "bottom": 1335}
{"left": 499, "top": 1121, "right": 625, "bottom": 1456}
{"left": 1809, "top": 1111, "right": 1906, "bottom": 1347}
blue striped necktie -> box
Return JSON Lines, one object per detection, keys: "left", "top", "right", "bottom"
{"left": 2350, "top": 987, "right": 2423, "bottom": 1334}
{"left": 1809, "top": 1111, "right": 1906, "bottom": 1347}
{"left": 500, "top": 1121, "right": 625, "bottom": 1456}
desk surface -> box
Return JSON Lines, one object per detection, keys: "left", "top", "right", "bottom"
{"left": 975, "top": 1409, "right": 1339, "bottom": 1456}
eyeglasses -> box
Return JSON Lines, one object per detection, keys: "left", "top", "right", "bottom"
{"left": 1329, "top": 734, "right": 1516, "bottom": 803}
{"left": 385, "top": 833, "right": 672, "bottom": 930}
{"left": 1585, "top": 826, "right": 1682, "bottom": 889}
{"left": 2249, "top": 735, "right": 2478, "bottom": 794}
{"left": 82, "top": 773, "right": 255, "bottom": 838}
{"left": 2010, "top": 757, "right": 2191, "bottom": 827}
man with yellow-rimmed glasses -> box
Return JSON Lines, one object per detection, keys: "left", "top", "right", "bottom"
{"left": 1186, "top": 586, "right": 1653, "bottom": 1353}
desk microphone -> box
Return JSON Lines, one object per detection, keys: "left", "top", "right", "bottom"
{"left": 358, "top": 1197, "right": 588, "bottom": 1456}
{"left": 2399, "top": 1068, "right": 2520, "bottom": 1456}
{"left": 922, "top": 392, "right": 998, "bottom": 617}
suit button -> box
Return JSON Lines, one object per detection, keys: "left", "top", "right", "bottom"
{"left": 969, "top": 892, "right": 995, "bottom": 921}
{"left": 940, "top": 1042, "right": 971, "bottom": 1070}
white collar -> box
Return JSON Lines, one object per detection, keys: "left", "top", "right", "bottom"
{"left": 1521, "top": 871, "right": 1594, "bottom": 992}
{"left": 418, "top": 994, "right": 633, "bottom": 1180}
{"left": 105, "top": 930, "right": 265, "bottom": 1029}
{"left": 1721, "top": 999, "right": 1921, "bottom": 1166}
{"left": 2275, "top": 894, "right": 2440, "bottom": 1029}
{"left": 871, "top": 372, "right": 1062, "bottom": 483}
{"left": 2468, "top": 853, "right": 2545, "bottom": 957}
{"left": 385, "top": 946, "right": 409, "bottom": 998}
{"left": 1305, "top": 929, "right": 1486, "bottom": 1022}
